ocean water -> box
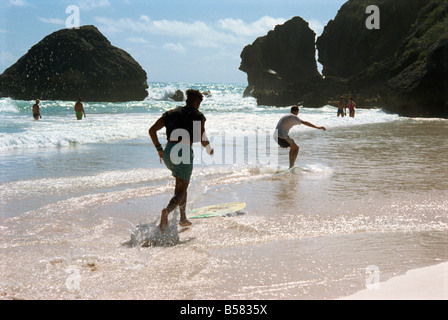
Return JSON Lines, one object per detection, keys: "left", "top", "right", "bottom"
{"left": 1, "top": 82, "right": 447, "bottom": 299}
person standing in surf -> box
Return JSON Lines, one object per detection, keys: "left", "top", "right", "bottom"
{"left": 74, "top": 98, "right": 86, "bottom": 120}
{"left": 32, "top": 99, "right": 42, "bottom": 120}
{"left": 274, "top": 105, "right": 326, "bottom": 168}
{"left": 348, "top": 96, "right": 356, "bottom": 118}
{"left": 328, "top": 96, "right": 346, "bottom": 117}
{"left": 149, "top": 89, "right": 214, "bottom": 231}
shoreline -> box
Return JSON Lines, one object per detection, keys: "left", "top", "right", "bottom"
{"left": 339, "top": 262, "right": 448, "bottom": 300}
{"left": 1, "top": 97, "right": 447, "bottom": 300}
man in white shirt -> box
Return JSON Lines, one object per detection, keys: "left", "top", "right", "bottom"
{"left": 274, "top": 105, "right": 326, "bottom": 168}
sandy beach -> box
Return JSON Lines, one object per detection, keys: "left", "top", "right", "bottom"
{"left": 1, "top": 84, "right": 447, "bottom": 300}
{"left": 340, "top": 262, "right": 448, "bottom": 300}
{"left": 1, "top": 0, "right": 447, "bottom": 305}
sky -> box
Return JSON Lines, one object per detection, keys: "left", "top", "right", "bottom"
{"left": 0, "top": 0, "right": 347, "bottom": 84}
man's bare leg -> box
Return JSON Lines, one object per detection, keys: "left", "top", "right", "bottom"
{"left": 160, "top": 208, "right": 169, "bottom": 231}
{"left": 160, "top": 177, "right": 189, "bottom": 231}
{"left": 179, "top": 190, "right": 192, "bottom": 227}
{"left": 289, "top": 143, "right": 299, "bottom": 169}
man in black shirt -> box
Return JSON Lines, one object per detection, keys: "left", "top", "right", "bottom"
{"left": 149, "top": 89, "right": 214, "bottom": 231}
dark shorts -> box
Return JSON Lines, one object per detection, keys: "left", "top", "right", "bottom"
{"left": 275, "top": 135, "right": 294, "bottom": 148}
{"left": 33, "top": 113, "right": 39, "bottom": 120}
{"left": 163, "top": 142, "right": 194, "bottom": 182}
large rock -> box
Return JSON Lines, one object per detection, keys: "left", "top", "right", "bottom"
{"left": 340, "top": 0, "right": 448, "bottom": 117}
{"left": 170, "top": 90, "right": 184, "bottom": 102}
{"left": 0, "top": 25, "right": 148, "bottom": 102}
{"left": 316, "top": 0, "right": 425, "bottom": 79}
{"left": 384, "top": 0, "right": 448, "bottom": 117}
{"left": 239, "top": 0, "right": 448, "bottom": 118}
{"left": 240, "top": 17, "right": 321, "bottom": 98}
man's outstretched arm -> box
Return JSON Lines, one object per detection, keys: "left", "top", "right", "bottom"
{"left": 302, "top": 121, "right": 326, "bottom": 131}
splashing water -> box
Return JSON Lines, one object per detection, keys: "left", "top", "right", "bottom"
{"left": 123, "top": 211, "right": 180, "bottom": 247}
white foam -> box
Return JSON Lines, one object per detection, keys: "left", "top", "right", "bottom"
{"left": 0, "top": 84, "right": 401, "bottom": 151}
{"left": 0, "top": 113, "right": 158, "bottom": 150}
{"left": 0, "top": 98, "right": 20, "bottom": 113}
{"left": 124, "top": 211, "right": 180, "bottom": 247}
{"left": 0, "top": 168, "right": 171, "bottom": 202}
{"left": 300, "top": 163, "right": 334, "bottom": 176}
{"left": 146, "top": 84, "right": 179, "bottom": 101}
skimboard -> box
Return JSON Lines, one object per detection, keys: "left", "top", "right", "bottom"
{"left": 188, "top": 202, "right": 246, "bottom": 219}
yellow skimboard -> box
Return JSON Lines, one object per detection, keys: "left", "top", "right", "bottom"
{"left": 188, "top": 202, "right": 246, "bottom": 219}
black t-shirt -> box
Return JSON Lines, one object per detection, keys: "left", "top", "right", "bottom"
{"left": 163, "top": 106, "right": 206, "bottom": 143}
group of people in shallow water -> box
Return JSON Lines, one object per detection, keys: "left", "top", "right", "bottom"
{"left": 149, "top": 89, "right": 330, "bottom": 232}
{"left": 32, "top": 89, "right": 353, "bottom": 232}
{"left": 328, "top": 95, "right": 356, "bottom": 117}
{"left": 32, "top": 98, "right": 86, "bottom": 120}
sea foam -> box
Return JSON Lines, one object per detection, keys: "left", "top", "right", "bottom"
{"left": 0, "top": 98, "right": 20, "bottom": 113}
{"left": 124, "top": 211, "right": 180, "bottom": 247}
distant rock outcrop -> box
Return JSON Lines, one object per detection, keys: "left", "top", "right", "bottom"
{"left": 0, "top": 25, "right": 148, "bottom": 102}
{"left": 381, "top": 0, "right": 448, "bottom": 117}
{"left": 239, "top": 0, "right": 448, "bottom": 118}
{"left": 239, "top": 17, "right": 321, "bottom": 106}
{"left": 170, "top": 90, "right": 184, "bottom": 102}
{"left": 317, "top": 0, "right": 447, "bottom": 117}
{"left": 316, "top": 0, "right": 424, "bottom": 79}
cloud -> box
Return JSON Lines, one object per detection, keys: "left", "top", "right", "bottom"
{"left": 95, "top": 15, "right": 287, "bottom": 50}
{"left": 78, "top": 0, "right": 110, "bottom": 11}
{"left": 38, "top": 17, "right": 65, "bottom": 25}
{"left": 307, "top": 19, "right": 325, "bottom": 36}
{"left": 126, "top": 37, "right": 148, "bottom": 44}
{"left": 9, "top": 0, "right": 29, "bottom": 6}
{"left": 152, "top": 19, "right": 213, "bottom": 37}
{"left": 219, "top": 16, "right": 286, "bottom": 38}
{"left": 94, "top": 16, "right": 151, "bottom": 33}
{"left": 163, "top": 43, "right": 186, "bottom": 53}
{"left": 96, "top": 15, "right": 214, "bottom": 37}
{"left": 151, "top": 19, "right": 238, "bottom": 49}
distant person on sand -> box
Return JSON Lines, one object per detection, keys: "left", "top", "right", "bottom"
{"left": 74, "top": 98, "right": 86, "bottom": 120}
{"left": 149, "top": 89, "right": 214, "bottom": 231}
{"left": 274, "top": 105, "right": 326, "bottom": 168}
{"left": 328, "top": 96, "right": 346, "bottom": 117}
{"left": 32, "top": 99, "right": 42, "bottom": 120}
{"left": 348, "top": 96, "right": 356, "bottom": 117}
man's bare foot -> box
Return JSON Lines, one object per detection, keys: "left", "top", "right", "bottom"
{"left": 179, "top": 219, "right": 192, "bottom": 227}
{"left": 159, "top": 209, "right": 169, "bottom": 232}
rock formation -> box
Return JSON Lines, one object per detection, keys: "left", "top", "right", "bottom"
{"left": 0, "top": 25, "right": 148, "bottom": 102}
{"left": 317, "top": 0, "right": 425, "bottom": 78}
{"left": 239, "top": 0, "right": 448, "bottom": 118}
{"left": 171, "top": 90, "right": 184, "bottom": 102}
{"left": 381, "top": 0, "right": 448, "bottom": 117}
{"left": 239, "top": 17, "right": 322, "bottom": 106}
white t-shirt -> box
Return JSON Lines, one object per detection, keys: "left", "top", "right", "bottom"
{"left": 275, "top": 114, "right": 303, "bottom": 139}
